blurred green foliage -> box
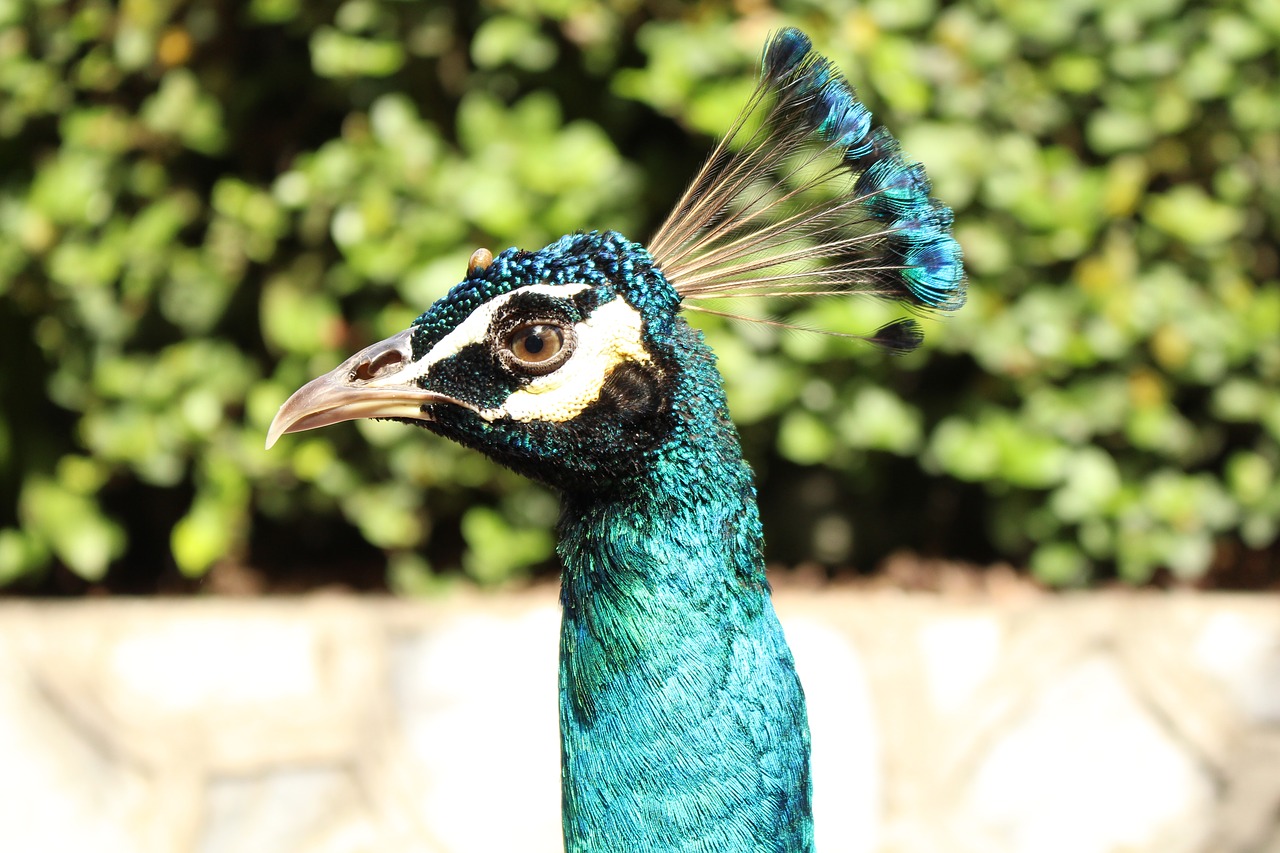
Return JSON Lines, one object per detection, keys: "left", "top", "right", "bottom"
{"left": 1, "top": 0, "right": 1277, "bottom": 591}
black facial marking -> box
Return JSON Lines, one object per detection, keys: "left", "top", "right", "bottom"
{"left": 428, "top": 342, "right": 521, "bottom": 409}
{"left": 570, "top": 286, "right": 608, "bottom": 317}
{"left": 491, "top": 292, "right": 582, "bottom": 338}
{"left": 424, "top": 358, "right": 673, "bottom": 493}
{"left": 598, "top": 362, "right": 663, "bottom": 426}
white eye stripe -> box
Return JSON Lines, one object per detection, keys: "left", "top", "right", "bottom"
{"left": 390, "top": 282, "right": 592, "bottom": 386}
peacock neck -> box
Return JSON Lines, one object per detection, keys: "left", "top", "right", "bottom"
{"left": 555, "top": 325, "right": 814, "bottom": 853}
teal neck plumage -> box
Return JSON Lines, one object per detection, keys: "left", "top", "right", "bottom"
{"left": 556, "top": 318, "right": 813, "bottom": 853}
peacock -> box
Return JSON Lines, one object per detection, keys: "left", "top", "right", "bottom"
{"left": 267, "top": 28, "right": 963, "bottom": 853}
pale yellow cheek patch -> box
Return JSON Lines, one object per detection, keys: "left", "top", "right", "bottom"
{"left": 481, "top": 296, "right": 651, "bottom": 423}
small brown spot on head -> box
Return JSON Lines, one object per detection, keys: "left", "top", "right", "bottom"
{"left": 468, "top": 248, "right": 493, "bottom": 277}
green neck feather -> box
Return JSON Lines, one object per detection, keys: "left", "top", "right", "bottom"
{"left": 555, "top": 320, "right": 814, "bottom": 853}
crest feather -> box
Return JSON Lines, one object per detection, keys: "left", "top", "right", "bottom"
{"left": 649, "top": 28, "right": 965, "bottom": 352}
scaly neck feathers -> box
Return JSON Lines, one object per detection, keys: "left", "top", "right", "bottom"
{"left": 556, "top": 319, "right": 814, "bottom": 853}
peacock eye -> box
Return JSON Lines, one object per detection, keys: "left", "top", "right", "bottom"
{"left": 501, "top": 322, "right": 573, "bottom": 375}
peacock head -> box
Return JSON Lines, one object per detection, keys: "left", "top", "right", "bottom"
{"left": 267, "top": 230, "right": 687, "bottom": 491}
{"left": 267, "top": 28, "right": 967, "bottom": 491}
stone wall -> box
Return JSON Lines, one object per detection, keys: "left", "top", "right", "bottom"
{"left": 1, "top": 590, "right": 1277, "bottom": 853}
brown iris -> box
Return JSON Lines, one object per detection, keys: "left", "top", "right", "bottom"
{"left": 502, "top": 322, "right": 572, "bottom": 375}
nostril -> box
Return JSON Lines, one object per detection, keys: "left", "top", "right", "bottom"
{"left": 371, "top": 348, "right": 404, "bottom": 374}
{"left": 350, "top": 348, "right": 405, "bottom": 382}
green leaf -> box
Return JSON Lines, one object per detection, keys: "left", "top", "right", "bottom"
{"left": 1031, "top": 542, "right": 1090, "bottom": 586}
{"left": 311, "top": 27, "right": 406, "bottom": 78}
{"left": 460, "top": 506, "right": 554, "bottom": 585}
{"left": 20, "top": 476, "right": 125, "bottom": 581}
{"left": 778, "top": 410, "right": 838, "bottom": 466}
{"left": 171, "top": 497, "right": 237, "bottom": 578}
{"left": 1145, "top": 185, "right": 1245, "bottom": 246}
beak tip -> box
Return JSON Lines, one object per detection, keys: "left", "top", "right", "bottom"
{"left": 265, "top": 414, "right": 289, "bottom": 450}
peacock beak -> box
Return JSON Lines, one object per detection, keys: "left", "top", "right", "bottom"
{"left": 265, "top": 329, "right": 473, "bottom": 449}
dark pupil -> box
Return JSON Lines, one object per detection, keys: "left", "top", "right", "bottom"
{"left": 523, "top": 330, "right": 545, "bottom": 354}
